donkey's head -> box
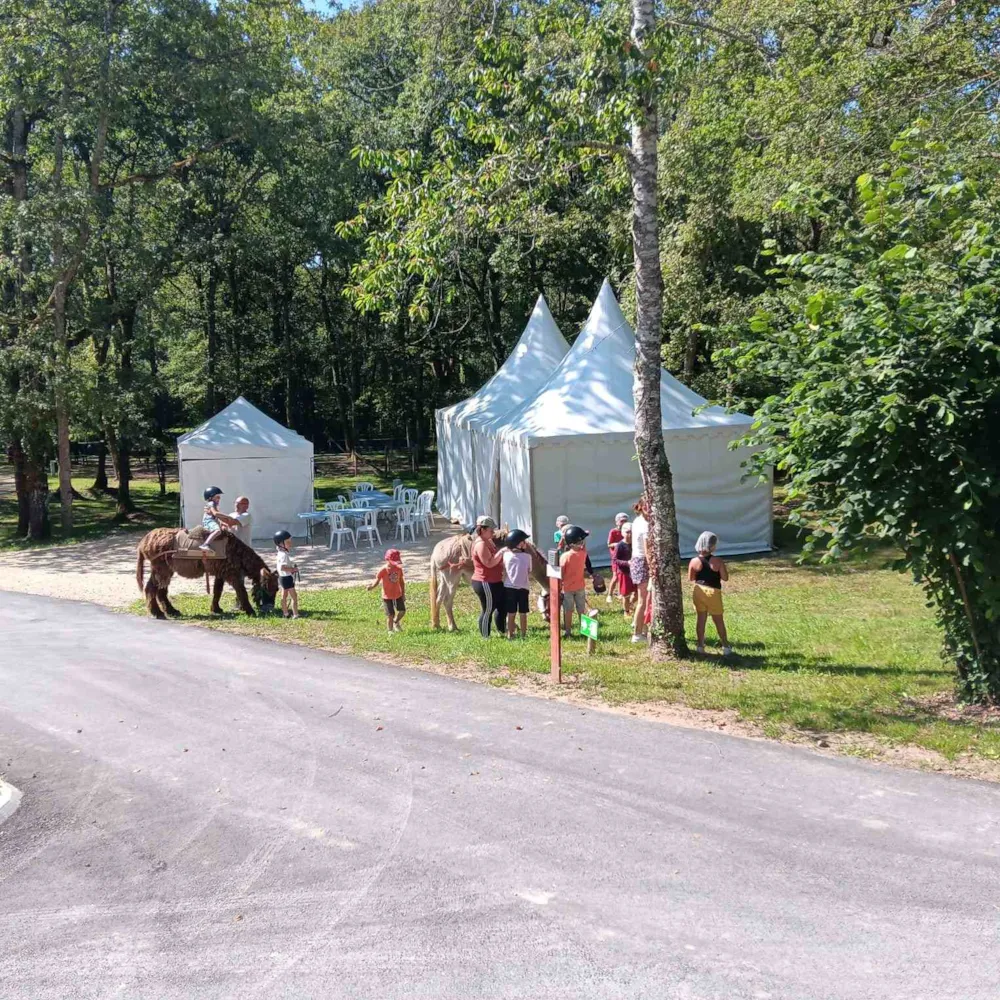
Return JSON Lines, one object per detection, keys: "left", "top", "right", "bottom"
{"left": 253, "top": 568, "right": 280, "bottom": 614}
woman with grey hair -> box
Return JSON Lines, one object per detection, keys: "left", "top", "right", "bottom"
{"left": 687, "top": 531, "right": 732, "bottom": 657}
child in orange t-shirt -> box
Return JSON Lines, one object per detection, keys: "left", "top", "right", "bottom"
{"left": 367, "top": 549, "right": 406, "bottom": 632}
{"left": 558, "top": 525, "right": 596, "bottom": 638}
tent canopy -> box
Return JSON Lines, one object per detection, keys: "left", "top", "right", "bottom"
{"left": 436, "top": 295, "right": 569, "bottom": 523}
{"left": 491, "top": 280, "right": 751, "bottom": 444}
{"left": 177, "top": 396, "right": 313, "bottom": 461}
{"left": 177, "top": 397, "right": 313, "bottom": 540}
{"left": 491, "top": 281, "right": 771, "bottom": 559}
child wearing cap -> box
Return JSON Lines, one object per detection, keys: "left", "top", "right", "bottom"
{"left": 368, "top": 549, "right": 406, "bottom": 633}
{"left": 502, "top": 530, "right": 532, "bottom": 639}
{"left": 559, "top": 525, "right": 594, "bottom": 638}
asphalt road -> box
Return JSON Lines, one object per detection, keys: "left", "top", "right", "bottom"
{"left": 1, "top": 592, "right": 998, "bottom": 1000}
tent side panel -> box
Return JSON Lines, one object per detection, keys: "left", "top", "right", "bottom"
{"left": 438, "top": 415, "right": 478, "bottom": 524}
{"left": 452, "top": 426, "right": 478, "bottom": 526}
{"left": 470, "top": 428, "right": 501, "bottom": 523}
{"left": 435, "top": 411, "right": 452, "bottom": 519}
{"left": 665, "top": 432, "right": 772, "bottom": 556}
{"left": 497, "top": 438, "right": 533, "bottom": 540}
{"left": 179, "top": 456, "right": 313, "bottom": 541}
{"left": 527, "top": 441, "right": 639, "bottom": 567}
{"left": 526, "top": 431, "right": 771, "bottom": 565}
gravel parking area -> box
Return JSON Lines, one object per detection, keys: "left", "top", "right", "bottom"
{"left": 0, "top": 521, "right": 463, "bottom": 608}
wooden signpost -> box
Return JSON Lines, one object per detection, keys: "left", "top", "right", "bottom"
{"left": 547, "top": 561, "right": 562, "bottom": 683}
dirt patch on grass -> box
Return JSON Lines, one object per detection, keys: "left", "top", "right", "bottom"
{"left": 906, "top": 691, "right": 1000, "bottom": 726}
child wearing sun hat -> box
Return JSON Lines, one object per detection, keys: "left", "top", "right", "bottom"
{"left": 367, "top": 548, "right": 406, "bottom": 633}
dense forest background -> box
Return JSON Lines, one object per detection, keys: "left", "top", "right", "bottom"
{"left": 2, "top": 0, "right": 997, "bottom": 523}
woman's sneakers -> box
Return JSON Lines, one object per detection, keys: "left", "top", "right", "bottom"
{"left": 722, "top": 646, "right": 733, "bottom": 658}
{"left": 630, "top": 633, "right": 645, "bottom": 644}
{"left": 696, "top": 644, "right": 705, "bottom": 654}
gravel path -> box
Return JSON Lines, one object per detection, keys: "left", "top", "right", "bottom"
{"left": 0, "top": 520, "right": 463, "bottom": 608}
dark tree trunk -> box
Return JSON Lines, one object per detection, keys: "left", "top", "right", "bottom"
{"left": 117, "top": 436, "right": 132, "bottom": 514}
{"left": 155, "top": 446, "right": 167, "bottom": 497}
{"left": 10, "top": 440, "right": 29, "bottom": 536}
{"left": 22, "top": 453, "right": 50, "bottom": 541}
{"left": 684, "top": 327, "right": 698, "bottom": 380}
{"left": 629, "top": 0, "right": 687, "bottom": 657}
{"left": 115, "top": 305, "right": 136, "bottom": 515}
{"left": 282, "top": 263, "right": 293, "bottom": 428}
{"left": 106, "top": 425, "right": 121, "bottom": 485}
{"left": 52, "top": 82, "right": 73, "bottom": 532}
{"left": 92, "top": 443, "right": 109, "bottom": 491}
{"left": 205, "top": 264, "right": 219, "bottom": 417}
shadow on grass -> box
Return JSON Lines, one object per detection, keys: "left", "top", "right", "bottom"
{"left": 721, "top": 648, "right": 953, "bottom": 679}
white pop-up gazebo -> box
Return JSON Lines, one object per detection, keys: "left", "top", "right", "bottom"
{"left": 488, "top": 280, "right": 772, "bottom": 562}
{"left": 177, "top": 396, "right": 314, "bottom": 541}
{"left": 436, "top": 295, "right": 569, "bottom": 525}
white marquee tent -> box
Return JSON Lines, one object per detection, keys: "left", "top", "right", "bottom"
{"left": 177, "top": 396, "right": 314, "bottom": 541}
{"left": 488, "top": 280, "right": 772, "bottom": 562}
{"left": 436, "top": 295, "right": 569, "bottom": 525}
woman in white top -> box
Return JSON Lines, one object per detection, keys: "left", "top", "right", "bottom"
{"left": 630, "top": 503, "right": 650, "bottom": 642}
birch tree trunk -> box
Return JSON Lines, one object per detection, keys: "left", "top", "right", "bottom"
{"left": 53, "top": 80, "right": 74, "bottom": 531}
{"left": 629, "top": 0, "right": 688, "bottom": 656}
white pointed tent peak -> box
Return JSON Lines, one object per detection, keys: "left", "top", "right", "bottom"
{"left": 492, "top": 279, "right": 751, "bottom": 444}
{"left": 178, "top": 396, "right": 312, "bottom": 459}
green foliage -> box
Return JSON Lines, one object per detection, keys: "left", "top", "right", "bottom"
{"left": 731, "top": 128, "right": 1000, "bottom": 701}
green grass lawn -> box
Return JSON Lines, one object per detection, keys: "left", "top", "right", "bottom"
{"left": 128, "top": 550, "right": 1000, "bottom": 765}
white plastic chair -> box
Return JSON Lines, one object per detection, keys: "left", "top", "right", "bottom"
{"left": 394, "top": 505, "right": 417, "bottom": 543}
{"left": 402, "top": 488, "right": 418, "bottom": 506}
{"left": 354, "top": 496, "right": 371, "bottom": 508}
{"left": 392, "top": 484, "right": 405, "bottom": 503}
{"left": 355, "top": 510, "right": 381, "bottom": 548}
{"left": 413, "top": 491, "right": 435, "bottom": 537}
{"left": 356, "top": 482, "right": 375, "bottom": 493}
{"left": 324, "top": 501, "right": 346, "bottom": 512}
{"left": 328, "top": 512, "right": 356, "bottom": 551}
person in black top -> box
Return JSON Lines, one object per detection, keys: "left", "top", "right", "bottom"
{"left": 687, "top": 531, "right": 732, "bottom": 657}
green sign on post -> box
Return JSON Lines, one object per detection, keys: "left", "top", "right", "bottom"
{"left": 579, "top": 614, "right": 599, "bottom": 640}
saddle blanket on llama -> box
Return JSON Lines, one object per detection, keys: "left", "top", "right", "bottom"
{"left": 173, "top": 526, "right": 229, "bottom": 561}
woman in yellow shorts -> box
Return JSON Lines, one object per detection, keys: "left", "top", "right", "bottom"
{"left": 688, "top": 531, "right": 732, "bottom": 657}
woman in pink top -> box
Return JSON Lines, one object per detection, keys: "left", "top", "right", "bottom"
{"left": 470, "top": 515, "right": 506, "bottom": 637}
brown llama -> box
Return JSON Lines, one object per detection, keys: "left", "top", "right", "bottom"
{"left": 135, "top": 527, "right": 279, "bottom": 620}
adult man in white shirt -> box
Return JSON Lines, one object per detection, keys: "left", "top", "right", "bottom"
{"left": 230, "top": 496, "right": 253, "bottom": 545}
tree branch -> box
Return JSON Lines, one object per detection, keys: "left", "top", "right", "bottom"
{"left": 98, "top": 137, "right": 239, "bottom": 189}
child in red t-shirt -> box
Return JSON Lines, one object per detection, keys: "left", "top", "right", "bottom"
{"left": 367, "top": 549, "right": 406, "bottom": 632}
